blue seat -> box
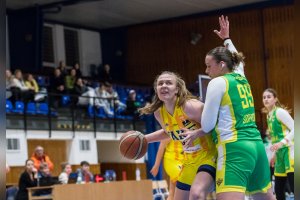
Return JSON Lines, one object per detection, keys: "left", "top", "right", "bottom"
{"left": 13, "top": 101, "right": 24, "bottom": 114}
{"left": 61, "top": 95, "right": 71, "bottom": 106}
{"left": 96, "top": 107, "right": 107, "bottom": 119}
{"left": 88, "top": 105, "right": 95, "bottom": 118}
{"left": 37, "top": 103, "right": 57, "bottom": 116}
{"left": 26, "top": 102, "right": 36, "bottom": 115}
{"left": 37, "top": 103, "right": 49, "bottom": 115}
{"left": 6, "top": 100, "right": 13, "bottom": 113}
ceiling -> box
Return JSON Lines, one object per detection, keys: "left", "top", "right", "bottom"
{"left": 7, "top": 0, "right": 269, "bottom": 30}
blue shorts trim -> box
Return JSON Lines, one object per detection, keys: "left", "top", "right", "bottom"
{"left": 176, "top": 181, "right": 191, "bottom": 191}
{"left": 197, "top": 164, "right": 216, "bottom": 180}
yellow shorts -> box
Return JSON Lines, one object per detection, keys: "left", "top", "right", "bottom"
{"left": 176, "top": 149, "right": 217, "bottom": 191}
{"left": 163, "top": 156, "right": 183, "bottom": 182}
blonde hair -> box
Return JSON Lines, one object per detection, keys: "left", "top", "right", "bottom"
{"left": 139, "top": 71, "right": 197, "bottom": 115}
{"left": 261, "top": 88, "right": 291, "bottom": 113}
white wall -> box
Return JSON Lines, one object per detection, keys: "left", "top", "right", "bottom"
{"left": 67, "top": 132, "right": 98, "bottom": 165}
{"left": 78, "top": 29, "right": 102, "bottom": 76}
{"left": 97, "top": 141, "right": 145, "bottom": 163}
{"left": 6, "top": 130, "right": 28, "bottom": 166}
{"left": 53, "top": 24, "right": 66, "bottom": 65}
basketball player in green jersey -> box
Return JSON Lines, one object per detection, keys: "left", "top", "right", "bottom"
{"left": 262, "top": 88, "right": 294, "bottom": 200}
{"left": 181, "top": 16, "right": 275, "bottom": 200}
{"left": 139, "top": 71, "right": 217, "bottom": 200}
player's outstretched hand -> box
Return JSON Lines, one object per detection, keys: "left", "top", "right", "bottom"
{"left": 214, "top": 15, "right": 230, "bottom": 40}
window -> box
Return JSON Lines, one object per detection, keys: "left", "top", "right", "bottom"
{"left": 79, "top": 140, "right": 90, "bottom": 151}
{"left": 7, "top": 138, "right": 20, "bottom": 151}
{"left": 64, "top": 28, "right": 79, "bottom": 67}
{"left": 42, "top": 25, "right": 55, "bottom": 65}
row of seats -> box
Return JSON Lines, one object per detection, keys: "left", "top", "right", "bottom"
{"left": 6, "top": 100, "right": 57, "bottom": 116}
{"left": 87, "top": 106, "right": 134, "bottom": 120}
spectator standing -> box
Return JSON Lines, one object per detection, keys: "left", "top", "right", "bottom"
{"left": 57, "top": 61, "right": 68, "bottom": 78}
{"left": 73, "top": 63, "right": 82, "bottom": 78}
{"left": 99, "top": 64, "right": 112, "bottom": 83}
{"left": 30, "top": 146, "right": 54, "bottom": 172}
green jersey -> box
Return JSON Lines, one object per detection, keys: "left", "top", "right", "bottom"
{"left": 267, "top": 107, "right": 289, "bottom": 145}
{"left": 212, "top": 73, "right": 261, "bottom": 145}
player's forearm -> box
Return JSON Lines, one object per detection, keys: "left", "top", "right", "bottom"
{"left": 145, "top": 129, "right": 169, "bottom": 143}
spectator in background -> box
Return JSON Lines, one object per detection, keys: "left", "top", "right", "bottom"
{"left": 24, "top": 73, "right": 45, "bottom": 102}
{"left": 65, "top": 69, "right": 77, "bottom": 92}
{"left": 94, "top": 83, "right": 114, "bottom": 116}
{"left": 57, "top": 60, "right": 68, "bottom": 78}
{"left": 99, "top": 64, "right": 112, "bottom": 83}
{"left": 15, "top": 159, "right": 37, "bottom": 200}
{"left": 10, "top": 69, "right": 34, "bottom": 103}
{"left": 77, "top": 161, "right": 94, "bottom": 183}
{"left": 24, "top": 74, "right": 39, "bottom": 94}
{"left": 49, "top": 68, "right": 65, "bottom": 107}
{"left": 73, "top": 63, "right": 82, "bottom": 78}
{"left": 35, "top": 163, "right": 57, "bottom": 195}
{"left": 105, "top": 82, "right": 126, "bottom": 112}
{"left": 6, "top": 69, "right": 13, "bottom": 99}
{"left": 74, "top": 78, "right": 91, "bottom": 106}
{"left": 58, "top": 162, "right": 72, "bottom": 184}
{"left": 123, "top": 89, "right": 141, "bottom": 116}
{"left": 31, "top": 146, "right": 54, "bottom": 172}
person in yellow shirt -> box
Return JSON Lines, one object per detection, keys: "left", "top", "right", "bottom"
{"left": 139, "top": 71, "right": 217, "bottom": 200}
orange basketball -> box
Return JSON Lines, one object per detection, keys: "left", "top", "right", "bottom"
{"left": 119, "top": 130, "right": 148, "bottom": 160}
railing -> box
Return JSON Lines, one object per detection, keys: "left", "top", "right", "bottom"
{"left": 6, "top": 89, "right": 146, "bottom": 138}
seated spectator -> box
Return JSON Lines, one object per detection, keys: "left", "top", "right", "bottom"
{"left": 31, "top": 146, "right": 54, "bottom": 172}
{"left": 73, "top": 63, "right": 82, "bottom": 78}
{"left": 77, "top": 161, "right": 94, "bottom": 183}
{"left": 94, "top": 83, "right": 113, "bottom": 116}
{"left": 24, "top": 73, "right": 47, "bottom": 102}
{"left": 10, "top": 69, "right": 34, "bottom": 103}
{"left": 65, "top": 69, "right": 77, "bottom": 92}
{"left": 6, "top": 69, "right": 14, "bottom": 99}
{"left": 105, "top": 82, "right": 126, "bottom": 112}
{"left": 49, "top": 68, "right": 65, "bottom": 107}
{"left": 122, "top": 90, "right": 141, "bottom": 116}
{"left": 57, "top": 60, "right": 68, "bottom": 78}
{"left": 24, "top": 74, "right": 39, "bottom": 93}
{"left": 35, "top": 163, "right": 57, "bottom": 196}
{"left": 74, "top": 78, "right": 90, "bottom": 105}
{"left": 15, "top": 159, "right": 37, "bottom": 200}
{"left": 58, "top": 162, "right": 72, "bottom": 184}
{"left": 99, "top": 64, "right": 112, "bottom": 83}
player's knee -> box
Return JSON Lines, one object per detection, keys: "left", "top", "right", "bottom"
{"left": 190, "top": 187, "right": 206, "bottom": 200}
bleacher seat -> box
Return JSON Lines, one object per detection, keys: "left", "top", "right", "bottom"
{"left": 6, "top": 100, "right": 13, "bottom": 113}
{"left": 37, "top": 103, "right": 57, "bottom": 116}
{"left": 26, "top": 102, "right": 36, "bottom": 115}
{"left": 61, "top": 95, "right": 71, "bottom": 106}
{"left": 13, "top": 101, "right": 24, "bottom": 114}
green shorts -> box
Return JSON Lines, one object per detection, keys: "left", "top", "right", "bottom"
{"left": 274, "top": 146, "right": 294, "bottom": 176}
{"left": 215, "top": 140, "right": 271, "bottom": 194}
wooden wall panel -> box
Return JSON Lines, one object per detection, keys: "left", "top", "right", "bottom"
{"left": 6, "top": 166, "right": 24, "bottom": 185}
{"left": 263, "top": 6, "right": 294, "bottom": 115}
{"left": 27, "top": 140, "right": 67, "bottom": 176}
{"left": 126, "top": 5, "right": 294, "bottom": 131}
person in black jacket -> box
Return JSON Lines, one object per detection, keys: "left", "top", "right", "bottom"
{"left": 16, "top": 159, "right": 37, "bottom": 200}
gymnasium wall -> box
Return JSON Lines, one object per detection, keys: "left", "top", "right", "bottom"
{"left": 125, "top": 5, "right": 294, "bottom": 131}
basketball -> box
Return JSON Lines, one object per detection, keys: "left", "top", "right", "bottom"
{"left": 119, "top": 130, "right": 148, "bottom": 160}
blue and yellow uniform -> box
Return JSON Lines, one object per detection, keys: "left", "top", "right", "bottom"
{"left": 160, "top": 100, "right": 217, "bottom": 190}
{"left": 212, "top": 73, "right": 272, "bottom": 194}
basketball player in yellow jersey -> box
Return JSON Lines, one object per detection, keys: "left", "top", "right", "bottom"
{"left": 139, "top": 71, "right": 217, "bottom": 200}
{"left": 150, "top": 138, "right": 183, "bottom": 200}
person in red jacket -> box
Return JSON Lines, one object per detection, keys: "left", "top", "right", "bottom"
{"left": 31, "top": 146, "right": 54, "bottom": 171}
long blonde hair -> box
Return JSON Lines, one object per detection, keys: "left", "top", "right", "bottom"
{"left": 261, "top": 88, "right": 291, "bottom": 114}
{"left": 139, "top": 71, "right": 197, "bottom": 115}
